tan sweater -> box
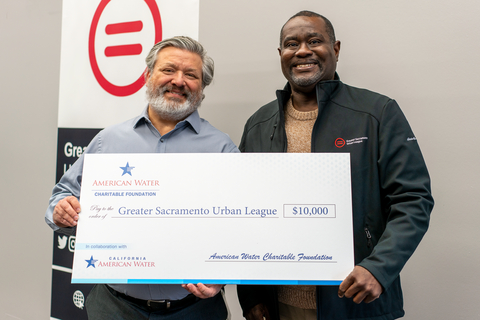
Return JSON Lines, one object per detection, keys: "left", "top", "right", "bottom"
{"left": 285, "top": 98, "right": 318, "bottom": 153}
{"left": 278, "top": 98, "right": 318, "bottom": 309}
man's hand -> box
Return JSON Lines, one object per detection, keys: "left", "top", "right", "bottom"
{"left": 338, "top": 266, "right": 383, "bottom": 304}
{"left": 53, "top": 196, "right": 81, "bottom": 228}
{"left": 181, "top": 283, "right": 223, "bottom": 299}
{"left": 245, "top": 303, "right": 270, "bottom": 320}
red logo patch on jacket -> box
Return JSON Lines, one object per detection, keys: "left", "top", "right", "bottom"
{"left": 335, "top": 138, "right": 346, "bottom": 148}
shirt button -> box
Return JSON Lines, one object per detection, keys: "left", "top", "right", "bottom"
{"left": 160, "top": 139, "right": 164, "bottom": 143}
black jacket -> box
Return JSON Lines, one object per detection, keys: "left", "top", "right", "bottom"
{"left": 237, "top": 75, "right": 434, "bottom": 320}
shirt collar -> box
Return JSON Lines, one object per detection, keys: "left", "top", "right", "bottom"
{"left": 133, "top": 106, "right": 150, "bottom": 129}
{"left": 133, "top": 105, "right": 201, "bottom": 134}
{"left": 182, "top": 109, "right": 201, "bottom": 134}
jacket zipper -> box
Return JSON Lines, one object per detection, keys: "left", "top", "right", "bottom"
{"left": 270, "top": 124, "right": 277, "bottom": 140}
{"left": 364, "top": 227, "right": 373, "bottom": 248}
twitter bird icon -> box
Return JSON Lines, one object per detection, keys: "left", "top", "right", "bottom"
{"left": 58, "top": 235, "right": 68, "bottom": 249}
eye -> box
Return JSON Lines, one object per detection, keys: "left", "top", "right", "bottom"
{"left": 285, "top": 42, "right": 298, "bottom": 48}
{"left": 309, "top": 39, "right": 322, "bottom": 45}
{"left": 185, "top": 73, "right": 198, "bottom": 79}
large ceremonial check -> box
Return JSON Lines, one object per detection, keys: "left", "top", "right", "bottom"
{"left": 71, "top": 153, "right": 354, "bottom": 285}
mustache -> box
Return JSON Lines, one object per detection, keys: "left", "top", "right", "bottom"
{"left": 151, "top": 84, "right": 191, "bottom": 99}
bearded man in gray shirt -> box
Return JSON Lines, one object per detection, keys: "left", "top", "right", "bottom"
{"left": 45, "top": 36, "right": 238, "bottom": 320}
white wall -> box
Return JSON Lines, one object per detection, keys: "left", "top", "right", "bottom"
{"left": 0, "top": 0, "right": 61, "bottom": 319}
{"left": 1, "top": 0, "right": 479, "bottom": 319}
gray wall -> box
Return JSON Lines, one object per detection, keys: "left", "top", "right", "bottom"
{"left": 1, "top": 0, "right": 479, "bottom": 319}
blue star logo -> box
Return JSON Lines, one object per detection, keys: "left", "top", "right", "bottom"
{"left": 85, "top": 256, "right": 98, "bottom": 268}
{"left": 120, "top": 162, "right": 135, "bottom": 176}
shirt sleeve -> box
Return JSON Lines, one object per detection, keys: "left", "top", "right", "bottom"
{"left": 224, "top": 141, "right": 240, "bottom": 153}
{"left": 44, "top": 154, "right": 84, "bottom": 235}
{"left": 45, "top": 133, "right": 102, "bottom": 235}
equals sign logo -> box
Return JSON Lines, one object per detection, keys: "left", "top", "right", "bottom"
{"left": 104, "top": 21, "right": 143, "bottom": 57}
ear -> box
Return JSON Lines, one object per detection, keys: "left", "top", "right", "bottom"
{"left": 278, "top": 47, "right": 282, "bottom": 56}
{"left": 144, "top": 69, "right": 151, "bottom": 83}
{"left": 334, "top": 40, "right": 341, "bottom": 61}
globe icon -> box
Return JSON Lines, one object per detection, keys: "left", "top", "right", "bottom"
{"left": 73, "top": 290, "right": 85, "bottom": 309}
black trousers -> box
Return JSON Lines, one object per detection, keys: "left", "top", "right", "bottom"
{"left": 85, "top": 284, "right": 228, "bottom": 320}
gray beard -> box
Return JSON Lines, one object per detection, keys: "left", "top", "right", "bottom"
{"left": 146, "top": 82, "right": 203, "bottom": 122}
{"left": 289, "top": 70, "right": 323, "bottom": 87}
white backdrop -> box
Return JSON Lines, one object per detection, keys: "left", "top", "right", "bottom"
{"left": 57, "top": 0, "right": 199, "bottom": 128}
{"left": 1, "top": 0, "right": 479, "bottom": 319}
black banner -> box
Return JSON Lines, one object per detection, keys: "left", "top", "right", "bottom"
{"left": 50, "top": 128, "right": 101, "bottom": 320}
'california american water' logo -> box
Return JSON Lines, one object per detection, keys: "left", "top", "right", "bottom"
{"left": 84, "top": 255, "right": 155, "bottom": 268}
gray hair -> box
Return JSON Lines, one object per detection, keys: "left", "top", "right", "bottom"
{"left": 145, "top": 36, "right": 214, "bottom": 89}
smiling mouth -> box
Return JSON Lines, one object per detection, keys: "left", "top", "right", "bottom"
{"left": 296, "top": 63, "right": 315, "bottom": 68}
{"left": 164, "top": 87, "right": 188, "bottom": 99}
{"left": 168, "top": 91, "right": 186, "bottom": 96}
{"left": 293, "top": 61, "right": 319, "bottom": 70}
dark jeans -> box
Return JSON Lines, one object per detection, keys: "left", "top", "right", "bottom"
{"left": 86, "top": 284, "right": 228, "bottom": 320}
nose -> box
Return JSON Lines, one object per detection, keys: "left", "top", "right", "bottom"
{"left": 295, "top": 42, "right": 313, "bottom": 57}
{"left": 170, "top": 71, "right": 186, "bottom": 87}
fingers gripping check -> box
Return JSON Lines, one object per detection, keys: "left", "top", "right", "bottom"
{"left": 53, "top": 196, "right": 81, "bottom": 228}
{"left": 181, "top": 283, "right": 224, "bottom": 299}
{"left": 338, "top": 266, "right": 383, "bottom": 304}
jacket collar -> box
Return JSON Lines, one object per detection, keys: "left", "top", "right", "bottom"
{"left": 276, "top": 72, "right": 342, "bottom": 111}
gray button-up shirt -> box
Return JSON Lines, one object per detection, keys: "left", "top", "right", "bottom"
{"left": 45, "top": 107, "right": 239, "bottom": 300}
